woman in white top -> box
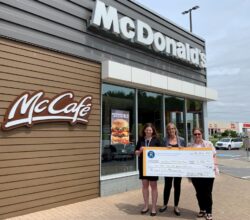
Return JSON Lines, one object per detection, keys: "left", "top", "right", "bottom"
{"left": 188, "top": 127, "right": 218, "bottom": 220}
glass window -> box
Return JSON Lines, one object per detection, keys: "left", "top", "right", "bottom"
{"left": 138, "top": 91, "right": 163, "bottom": 138}
{"left": 101, "top": 84, "right": 205, "bottom": 176}
{"left": 165, "top": 96, "right": 185, "bottom": 138}
{"left": 186, "top": 99, "right": 203, "bottom": 143}
{"left": 101, "top": 84, "right": 136, "bottom": 176}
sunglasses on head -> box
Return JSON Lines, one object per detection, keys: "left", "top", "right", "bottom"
{"left": 194, "top": 133, "right": 201, "bottom": 136}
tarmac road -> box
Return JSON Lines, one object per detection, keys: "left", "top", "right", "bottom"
{"left": 217, "top": 149, "right": 250, "bottom": 180}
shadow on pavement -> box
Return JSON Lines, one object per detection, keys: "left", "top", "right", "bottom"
{"left": 115, "top": 203, "right": 198, "bottom": 219}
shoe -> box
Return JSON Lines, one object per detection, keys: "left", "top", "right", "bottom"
{"left": 141, "top": 208, "right": 149, "bottom": 214}
{"left": 197, "top": 210, "right": 206, "bottom": 217}
{"left": 205, "top": 213, "right": 213, "bottom": 220}
{"left": 150, "top": 212, "right": 157, "bottom": 216}
{"left": 159, "top": 205, "right": 167, "bottom": 212}
{"left": 174, "top": 207, "right": 181, "bottom": 216}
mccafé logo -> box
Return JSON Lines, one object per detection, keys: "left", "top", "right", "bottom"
{"left": 1, "top": 91, "right": 92, "bottom": 131}
{"left": 89, "top": 0, "right": 206, "bottom": 68}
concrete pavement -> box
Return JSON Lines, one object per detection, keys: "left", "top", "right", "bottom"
{"left": 7, "top": 160, "right": 250, "bottom": 220}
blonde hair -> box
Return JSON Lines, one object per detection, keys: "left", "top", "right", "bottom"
{"left": 166, "top": 122, "right": 179, "bottom": 138}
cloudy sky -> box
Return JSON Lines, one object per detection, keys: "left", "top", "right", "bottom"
{"left": 136, "top": 0, "right": 250, "bottom": 122}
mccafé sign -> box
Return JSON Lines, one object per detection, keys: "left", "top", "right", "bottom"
{"left": 1, "top": 91, "right": 92, "bottom": 131}
{"left": 89, "top": 0, "right": 206, "bottom": 68}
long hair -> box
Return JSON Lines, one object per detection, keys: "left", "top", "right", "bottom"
{"left": 140, "top": 123, "right": 158, "bottom": 138}
{"left": 166, "top": 122, "right": 179, "bottom": 138}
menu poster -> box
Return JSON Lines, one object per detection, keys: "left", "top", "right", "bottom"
{"left": 111, "top": 109, "right": 129, "bottom": 144}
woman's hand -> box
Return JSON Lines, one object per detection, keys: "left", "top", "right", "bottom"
{"left": 214, "top": 164, "right": 220, "bottom": 175}
{"left": 135, "top": 150, "right": 140, "bottom": 156}
{"left": 139, "top": 146, "right": 144, "bottom": 153}
{"left": 135, "top": 147, "right": 144, "bottom": 156}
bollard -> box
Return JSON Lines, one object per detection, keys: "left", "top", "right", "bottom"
{"left": 243, "top": 137, "right": 250, "bottom": 161}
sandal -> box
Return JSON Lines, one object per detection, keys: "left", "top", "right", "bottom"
{"left": 197, "top": 210, "right": 206, "bottom": 217}
{"left": 205, "top": 213, "right": 213, "bottom": 220}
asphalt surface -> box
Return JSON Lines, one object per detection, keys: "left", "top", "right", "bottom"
{"left": 217, "top": 149, "right": 250, "bottom": 179}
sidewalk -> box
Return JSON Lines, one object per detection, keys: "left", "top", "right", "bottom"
{"left": 7, "top": 171, "right": 250, "bottom": 220}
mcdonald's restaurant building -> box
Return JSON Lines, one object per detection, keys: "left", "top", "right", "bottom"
{"left": 0, "top": 0, "right": 217, "bottom": 218}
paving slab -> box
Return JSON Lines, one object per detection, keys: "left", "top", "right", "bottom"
{"left": 7, "top": 172, "right": 250, "bottom": 220}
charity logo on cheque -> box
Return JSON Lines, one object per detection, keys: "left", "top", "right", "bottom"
{"left": 147, "top": 151, "right": 155, "bottom": 159}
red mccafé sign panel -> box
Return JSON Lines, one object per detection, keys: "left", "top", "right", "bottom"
{"left": 1, "top": 91, "right": 92, "bottom": 131}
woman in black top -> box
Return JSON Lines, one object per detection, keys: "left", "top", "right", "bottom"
{"left": 159, "top": 122, "right": 186, "bottom": 216}
{"left": 135, "top": 123, "right": 161, "bottom": 216}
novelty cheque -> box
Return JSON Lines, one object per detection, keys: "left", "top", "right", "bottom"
{"left": 143, "top": 147, "right": 215, "bottom": 178}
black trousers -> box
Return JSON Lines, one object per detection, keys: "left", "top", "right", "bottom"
{"left": 191, "top": 178, "right": 214, "bottom": 214}
{"left": 163, "top": 177, "right": 182, "bottom": 206}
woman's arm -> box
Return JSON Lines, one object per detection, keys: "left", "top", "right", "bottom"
{"left": 207, "top": 141, "right": 220, "bottom": 175}
{"left": 179, "top": 137, "right": 186, "bottom": 147}
{"left": 135, "top": 139, "right": 143, "bottom": 156}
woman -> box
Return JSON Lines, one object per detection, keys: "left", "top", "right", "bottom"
{"left": 188, "top": 127, "right": 218, "bottom": 220}
{"left": 135, "top": 123, "right": 161, "bottom": 216}
{"left": 159, "top": 122, "right": 185, "bottom": 216}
